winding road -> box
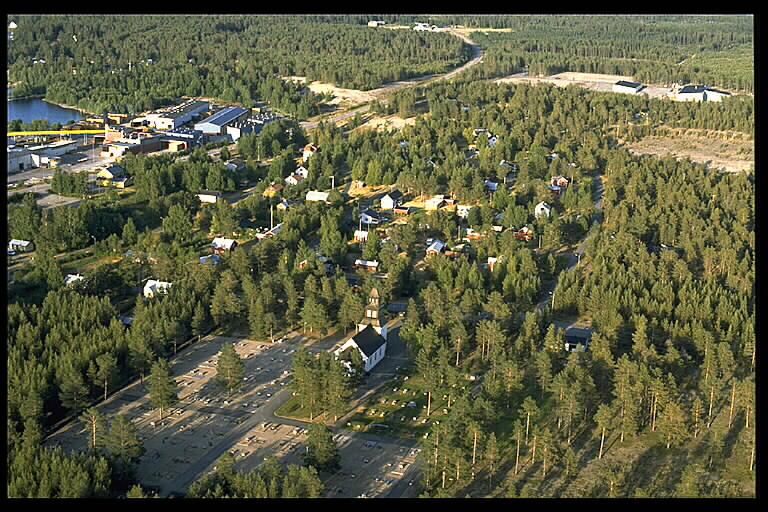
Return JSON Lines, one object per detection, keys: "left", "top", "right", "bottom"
{"left": 299, "top": 29, "right": 483, "bottom": 131}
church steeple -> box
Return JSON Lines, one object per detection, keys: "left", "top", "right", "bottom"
{"left": 358, "top": 287, "right": 387, "bottom": 340}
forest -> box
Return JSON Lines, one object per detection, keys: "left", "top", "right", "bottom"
{"left": 6, "top": 15, "right": 753, "bottom": 499}
{"left": 7, "top": 15, "right": 470, "bottom": 116}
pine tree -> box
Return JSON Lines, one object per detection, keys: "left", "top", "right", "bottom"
{"left": 216, "top": 343, "right": 245, "bottom": 397}
{"left": 148, "top": 359, "right": 178, "bottom": 421}
{"left": 79, "top": 408, "right": 105, "bottom": 452}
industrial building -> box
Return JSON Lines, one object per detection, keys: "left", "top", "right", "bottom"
{"left": 7, "top": 146, "right": 35, "bottom": 173}
{"left": 194, "top": 106, "right": 250, "bottom": 135}
{"left": 612, "top": 80, "right": 644, "bottom": 94}
{"left": 144, "top": 100, "right": 210, "bottom": 130}
{"left": 676, "top": 85, "right": 732, "bottom": 102}
{"left": 162, "top": 128, "right": 204, "bottom": 151}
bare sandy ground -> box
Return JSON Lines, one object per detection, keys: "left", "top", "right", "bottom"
{"left": 494, "top": 71, "right": 676, "bottom": 99}
{"left": 627, "top": 134, "right": 754, "bottom": 173}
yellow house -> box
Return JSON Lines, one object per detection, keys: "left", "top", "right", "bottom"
{"left": 96, "top": 165, "right": 125, "bottom": 186}
{"left": 263, "top": 183, "right": 283, "bottom": 198}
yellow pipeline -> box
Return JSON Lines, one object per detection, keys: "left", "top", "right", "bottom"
{"left": 7, "top": 130, "right": 106, "bottom": 136}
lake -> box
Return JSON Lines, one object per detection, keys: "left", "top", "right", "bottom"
{"left": 8, "top": 90, "right": 84, "bottom": 125}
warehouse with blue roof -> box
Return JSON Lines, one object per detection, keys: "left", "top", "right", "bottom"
{"left": 194, "top": 106, "right": 250, "bottom": 135}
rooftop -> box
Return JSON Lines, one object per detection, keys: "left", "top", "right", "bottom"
{"left": 350, "top": 325, "right": 387, "bottom": 358}
{"left": 197, "top": 106, "right": 249, "bottom": 127}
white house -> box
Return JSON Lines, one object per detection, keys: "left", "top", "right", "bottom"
{"left": 302, "top": 144, "right": 319, "bottom": 162}
{"left": 196, "top": 191, "right": 221, "bottom": 204}
{"left": 456, "top": 204, "right": 473, "bottom": 218}
{"left": 424, "top": 196, "right": 446, "bottom": 211}
{"left": 284, "top": 174, "right": 305, "bottom": 186}
{"left": 143, "top": 279, "right": 172, "bottom": 298}
{"left": 294, "top": 166, "right": 309, "bottom": 178}
{"left": 612, "top": 80, "right": 644, "bottom": 94}
{"left": 360, "top": 208, "right": 382, "bottom": 225}
{"left": 64, "top": 274, "right": 84, "bottom": 286}
{"left": 211, "top": 237, "right": 237, "bottom": 252}
{"left": 368, "top": 20, "right": 385, "bottom": 27}
{"left": 354, "top": 259, "right": 380, "bottom": 272}
{"left": 8, "top": 239, "right": 34, "bottom": 252}
{"left": 306, "top": 190, "right": 329, "bottom": 202}
{"left": 380, "top": 190, "right": 404, "bottom": 210}
{"left": 354, "top": 230, "right": 370, "bottom": 242}
{"left": 334, "top": 288, "right": 388, "bottom": 373}
{"left": 535, "top": 201, "right": 553, "bottom": 218}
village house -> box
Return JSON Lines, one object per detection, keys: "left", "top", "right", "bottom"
{"left": 424, "top": 195, "right": 446, "bottom": 211}
{"left": 143, "top": 279, "right": 172, "bottom": 298}
{"left": 456, "top": 204, "right": 473, "bottom": 218}
{"left": 64, "top": 273, "right": 84, "bottom": 286}
{"left": 211, "top": 237, "right": 237, "bottom": 254}
{"left": 380, "top": 190, "right": 404, "bottom": 210}
{"left": 284, "top": 173, "right": 305, "bottom": 186}
{"left": 393, "top": 206, "right": 411, "bottom": 216}
{"left": 334, "top": 288, "right": 388, "bottom": 373}
{"left": 197, "top": 190, "right": 222, "bottom": 204}
{"left": 564, "top": 332, "right": 590, "bottom": 352}
{"left": 354, "top": 230, "right": 370, "bottom": 243}
{"left": 263, "top": 183, "right": 284, "bottom": 198}
{"left": 306, "top": 190, "right": 330, "bottom": 203}
{"left": 96, "top": 165, "right": 125, "bottom": 186}
{"left": 354, "top": 259, "right": 380, "bottom": 273}
{"left": 426, "top": 239, "right": 445, "bottom": 256}
{"left": 224, "top": 158, "right": 246, "bottom": 172}
{"left": 484, "top": 179, "right": 499, "bottom": 192}
{"left": 8, "top": 239, "right": 34, "bottom": 253}
{"left": 514, "top": 226, "right": 534, "bottom": 241}
{"left": 199, "top": 254, "right": 220, "bottom": 265}
{"left": 535, "top": 201, "right": 553, "bottom": 218}
{"left": 360, "top": 208, "right": 382, "bottom": 225}
{"left": 276, "top": 199, "right": 293, "bottom": 211}
{"left": 302, "top": 144, "right": 319, "bottom": 162}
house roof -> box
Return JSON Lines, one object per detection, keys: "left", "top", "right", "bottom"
{"left": 384, "top": 190, "right": 403, "bottom": 201}
{"left": 350, "top": 325, "right": 387, "bottom": 358}
{"left": 211, "top": 237, "right": 236, "bottom": 250}
{"left": 426, "top": 240, "right": 445, "bottom": 253}
{"left": 355, "top": 259, "right": 379, "bottom": 267}
{"left": 615, "top": 80, "right": 642, "bottom": 88}
{"left": 361, "top": 208, "right": 381, "bottom": 218}
{"left": 197, "top": 190, "right": 222, "bottom": 197}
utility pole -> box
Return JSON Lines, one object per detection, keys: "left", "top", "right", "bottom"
{"left": 270, "top": 204, "right": 274, "bottom": 230}
{"left": 330, "top": 175, "right": 335, "bottom": 189}
{"left": 551, "top": 289, "right": 556, "bottom": 310}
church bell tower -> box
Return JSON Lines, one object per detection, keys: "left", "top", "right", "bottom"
{"left": 358, "top": 287, "right": 387, "bottom": 340}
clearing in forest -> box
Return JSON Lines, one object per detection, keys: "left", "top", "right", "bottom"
{"left": 625, "top": 133, "right": 754, "bottom": 173}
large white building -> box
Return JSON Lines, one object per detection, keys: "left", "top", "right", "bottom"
{"left": 676, "top": 85, "right": 732, "bottom": 103}
{"left": 145, "top": 100, "right": 210, "bottom": 130}
{"left": 143, "top": 279, "right": 172, "bottom": 298}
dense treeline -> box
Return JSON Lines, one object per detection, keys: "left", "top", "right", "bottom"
{"left": 7, "top": 15, "right": 469, "bottom": 116}
{"left": 456, "top": 15, "right": 753, "bottom": 93}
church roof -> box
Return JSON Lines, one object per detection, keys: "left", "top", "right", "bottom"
{"left": 350, "top": 325, "right": 386, "bottom": 358}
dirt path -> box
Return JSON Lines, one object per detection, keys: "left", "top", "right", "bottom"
{"left": 300, "top": 30, "right": 483, "bottom": 130}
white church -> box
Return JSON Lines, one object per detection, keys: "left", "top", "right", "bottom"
{"left": 334, "top": 288, "right": 388, "bottom": 373}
